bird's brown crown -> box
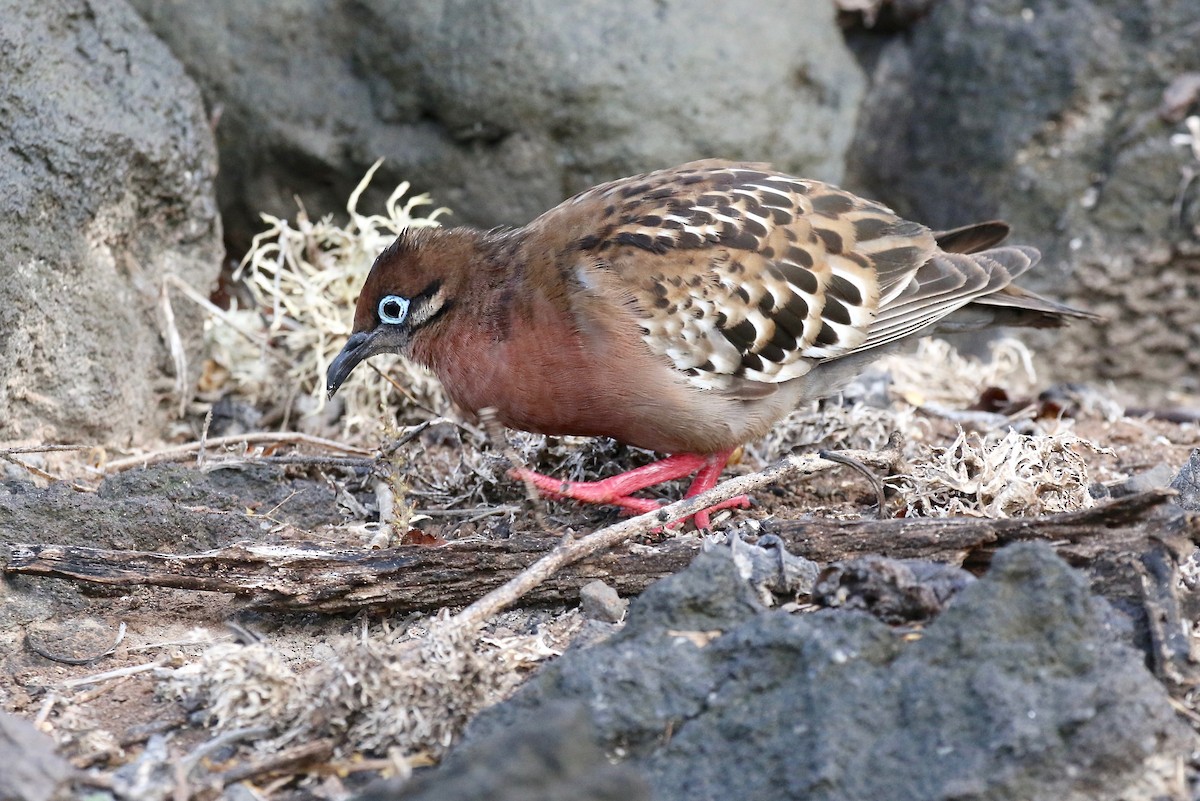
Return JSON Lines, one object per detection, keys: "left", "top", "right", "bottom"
{"left": 352, "top": 228, "right": 464, "bottom": 336}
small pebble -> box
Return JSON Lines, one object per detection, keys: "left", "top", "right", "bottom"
{"left": 579, "top": 580, "right": 627, "bottom": 623}
{"left": 1170, "top": 449, "right": 1200, "bottom": 512}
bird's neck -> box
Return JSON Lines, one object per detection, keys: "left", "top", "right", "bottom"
{"left": 407, "top": 227, "right": 551, "bottom": 366}
{"left": 407, "top": 226, "right": 585, "bottom": 416}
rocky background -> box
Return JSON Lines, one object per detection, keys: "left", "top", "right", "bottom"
{"left": 2, "top": 0, "right": 1198, "bottom": 445}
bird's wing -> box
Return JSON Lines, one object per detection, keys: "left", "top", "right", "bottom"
{"left": 546, "top": 161, "right": 1030, "bottom": 393}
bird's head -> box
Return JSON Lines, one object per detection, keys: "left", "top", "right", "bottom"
{"left": 326, "top": 227, "right": 462, "bottom": 397}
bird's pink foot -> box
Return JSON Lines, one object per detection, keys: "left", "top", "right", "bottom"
{"left": 680, "top": 450, "right": 750, "bottom": 529}
{"left": 688, "top": 495, "right": 752, "bottom": 531}
{"left": 510, "top": 449, "right": 747, "bottom": 529}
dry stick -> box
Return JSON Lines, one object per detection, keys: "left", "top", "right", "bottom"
{"left": 24, "top": 621, "right": 126, "bottom": 666}
{"left": 163, "top": 273, "right": 289, "bottom": 366}
{"left": 104, "top": 432, "right": 372, "bottom": 473}
{"left": 818, "top": 448, "right": 887, "bottom": 518}
{"left": 448, "top": 440, "right": 903, "bottom": 633}
{"left": 176, "top": 726, "right": 273, "bottom": 801}
{"left": 215, "top": 739, "right": 336, "bottom": 787}
{"left": 0, "top": 444, "right": 94, "bottom": 455}
{"left": 0, "top": 452, "right": 94, "bottom": 492}
{"left": 62, "top": 659, "right": 167, "bottom": 689}
{"left": 195, "top": 409, "right": 213, "bottom": 467}
{"left": 238, "top": 453, "right": 378, "bottom": 468}
{"left": 160, "top": 278, "right": 189, "bottom": 418}
{"left": 368, "top": 360, "right": 442, "bottom": 419}
{"left": 2, "top": 445, "right": 95, "bottom": 491}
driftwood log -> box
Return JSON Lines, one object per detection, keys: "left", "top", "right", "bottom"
{"left": 5, "top": 489, "right": 1194, "bottom": 615}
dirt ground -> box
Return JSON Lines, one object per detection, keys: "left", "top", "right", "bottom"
{"left": 2, "top": 364, "right": 1199, "bottom": 799}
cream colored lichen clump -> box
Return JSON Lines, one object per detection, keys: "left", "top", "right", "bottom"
{"left": 891, "top": 429, "right": 1112, "bottom": 518}
{"left": 169, "top": 617, "right": 562, "bottom": 759}
{"left": 878, "top": 337, "right": 1039, "bottom": 409}
{"left": 204, "top": 161, "right": 451, "bottom": 440}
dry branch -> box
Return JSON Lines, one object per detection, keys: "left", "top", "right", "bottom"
{"left": 3, "top": 538, "right": 688, "bottom": 614}
{"left": 103, "top": 433, "right": 373, "bottom": 473}
{"left": 6, "top": 489, "right": 1191, "bottom": 616}
{"left": 763, "top": 487, "right": 1196, "bottom": 564}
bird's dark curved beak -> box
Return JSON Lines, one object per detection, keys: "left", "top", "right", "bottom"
{"left": 326, "top": 330, "right": 375, "bottom": 398}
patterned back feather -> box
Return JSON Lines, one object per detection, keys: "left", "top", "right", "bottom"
{"left": 553, "top": 160, "right": 1038, "bottom": 393}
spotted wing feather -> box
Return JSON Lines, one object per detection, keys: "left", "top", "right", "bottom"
{"left": 555, "top": 160, "right": 1033, "bottom": 393}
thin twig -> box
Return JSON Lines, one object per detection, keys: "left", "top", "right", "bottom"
{"left": 368, "top": 360, "right": 440, "bottom": 418}
{"left": 163, "top": 273, "right": 289, "bottom": 366}
{"left": 25, "top": 622, "right": 126, "bottom": 666}
{"left": 104, "top": 433, "right": 372, "bottom": 473}
{"left": 414, "top": 505, "right": 522, "bottom": 518}
{"left": 196, "top": 409, "right": 213, "bottom": 467}
{"left": 62, "top": 658, "right": 169, "bottom": 689}
{"left": 221, "top": 454, "right": 378, "bottom": 468}
{"left": 34, "top": 692, "right": 59, "bottom": 728}
{"left": 214, "top": 738, "right": 336, "bottom": 787}
{"left": 448, "top": 440, "right": 904, "bottom": 633}
{"left": 0, "top": 452, "right": 94, "bottom": 492}
{"left": 72, "top": 673, "right": 135, "bottom": 706}
{"left": 176, "top": 726, "right": 274, "bottom": 801}
{"left": 371, "top": 480, "right": 396, "bottom": 548}
{"left": 0, "top": 444, "right": 93, "bottom": 455}
{"left": 818, "top": 449, "right": 888, "bottom": 519}
{"left": 160, "top": 278, "right": 189, "bottom": 418}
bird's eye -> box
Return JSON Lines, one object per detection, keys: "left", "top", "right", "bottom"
{"left": 378, "top": 295, "right": 411, "bottom": 325}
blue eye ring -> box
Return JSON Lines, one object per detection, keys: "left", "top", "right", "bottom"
{"left": 378, "top": 294, "right": 411, "bottom": 325}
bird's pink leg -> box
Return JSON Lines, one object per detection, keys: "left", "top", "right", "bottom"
{"left": 511, "top": 454, "right": 708, "bottom": 515}
{"left": 511, "top": 449, "right": 749, "bottom": 528}
{"left": 682, "top": 449, "right": 751, "bottom": 530}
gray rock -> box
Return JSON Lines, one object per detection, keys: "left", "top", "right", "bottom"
{"left": 724, "top": 531, "right": 821, "bottom": 603}
{"left": 129, "top": 0, "right": 864, "bottom": 251}
{"left": 0, "top": 463, "right": 347, "bottom": 552}
{"left": 847, "top": 0, "right": 1200, "bottom": 398}
{"left": 813, "top": 555, "right": 975, "bottom": 622}
{"left": 354, "top": 704, "right": 650, "bottom": 801}
{"left": 1104, "top": 463, "right": 1178, "bottom": 499}
{"left": 0, "top": 712, "right": 71, "bottom": 801}
{"left": 1169, "top": 449, "right": 1200, "bottom": 511}
{"left": 579, "top": 580, "right": 627, "bottom": 624}
{"left": 460, "top": 544, "right": 1190, "bottom": 801}
{"left": 0, "top": 0, "right": 222, "bottom": 443}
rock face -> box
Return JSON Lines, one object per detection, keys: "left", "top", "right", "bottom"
{"left": 440, "top": 544, "right": 1190, "bottom": 801}
{"left": 1171, "top": 449, "right": 1200, "bottom": 512}
{"left": 0, "top": 0, "right": 222, "bottom": 443}
{"left": 356, "top": 704, "right": 651, "bottom": 801}
{"left": 0, "top": 712, "right": 71, "bottom": 801}
{"left": 128, "top": 0, "right": 865, "bottom": 251}
{"left": 847, "top": 0, "right": 1200, "bottom": 397}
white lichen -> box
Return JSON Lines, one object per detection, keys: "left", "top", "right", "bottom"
{"left": 167, "top": 614, "right": 568, "bottom": 758}
{"left": 201, "top": 161, "right": 452, "bottom": 439}
{"left": 878, "top": 336, "right": 1039, "bottom": 409}
{"left": 889, "top": 428, "right": 1112, "bottom": 518}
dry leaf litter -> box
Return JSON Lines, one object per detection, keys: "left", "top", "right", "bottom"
{"left": 169, "top": 614, "right": 569, "bottom": 760}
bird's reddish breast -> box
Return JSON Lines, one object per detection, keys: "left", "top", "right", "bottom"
{"left": 412, "top": 283, "right": 743, "bottom": 454}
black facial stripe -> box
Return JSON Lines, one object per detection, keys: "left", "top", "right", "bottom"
{"left": 413, "top": 279, "right": 443, "bottom": 302}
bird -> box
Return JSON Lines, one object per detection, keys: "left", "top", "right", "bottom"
{"left": 326, "top": 159, "right": 1094, "bottom": 529}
